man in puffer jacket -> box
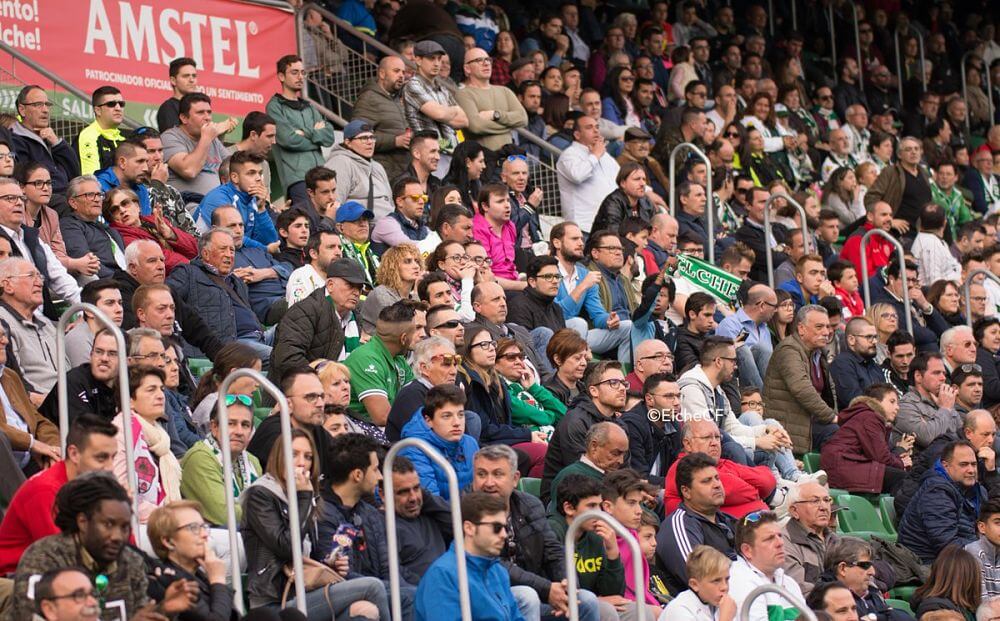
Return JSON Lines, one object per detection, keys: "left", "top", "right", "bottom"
{"left": 897, "top": 440, "right": 986, "bottom": 564}
{"left": 399, "top": 386, "right": 479, "bottom": 501}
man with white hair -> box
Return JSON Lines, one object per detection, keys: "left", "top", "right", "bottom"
{"left": 0, "top": 258, "right": 61, "bottom": 398}
{"left": 386, "top": 335, "right": 469, "bottom": 442}
{"left": 864, "top": 136, "right": 932, "bottom": 232}
{"left": 842, "top": 104, "right": 871, "bottom": 165}
{"left": 941, "top": 326, "right": 979, "bottom": 377}
{"left": 820, "top": 128, "right": 858, "bottom": 182}
{"left": 781, "top": 481, "right": 839, "bottom": 597}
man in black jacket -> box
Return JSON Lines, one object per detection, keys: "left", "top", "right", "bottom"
{"left": 60, "top": 176, "right": 127, "bottom": 279}
{"left": 388, "top": 456, "right": 452, "bottom": 580}
{"left": 10, "top": 86, "right": 79, "bottom": 215}
{"left": 736, "top": 186, "right": 788, "bottom": 283}
{"left": 315, "top": 433, "right": 409, "bottom": 618}
{"left": 117, "top": 240, "right": 223, "bottom": 361}
{"left": 472, "top": 444, "right": 603, "bottom": 621}
{"left": 540, "top": 361, "right": 627, "bottom": 503}
{"left": 467, "top": 281, "right": 549, "bottom": 380}
{"left": 506, "top": 256, "right": 566, "bottom": 377}
{"left": 39, "top": 329, "right": 118, "bottom": 424}
{"left": 620, "top": 373, "right": 682, "bottom": 486}
{"left": 675, "top": 292, "right": 717, "bottom": 374}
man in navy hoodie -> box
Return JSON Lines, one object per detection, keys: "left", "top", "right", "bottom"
{"left": 416, "top": 491, "right": 525, "bottom": 621}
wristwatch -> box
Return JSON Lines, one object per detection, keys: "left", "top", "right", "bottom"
{"left": 492, "top": 111, "right": 501, "bottom": 122}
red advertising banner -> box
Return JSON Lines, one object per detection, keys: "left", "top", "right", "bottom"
{"left": 0, "top": 0, "right": 297, "bottom": 118}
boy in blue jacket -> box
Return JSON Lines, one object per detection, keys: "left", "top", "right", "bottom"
{"left": 416, "top": 491, "right": 525, "bottom": 621}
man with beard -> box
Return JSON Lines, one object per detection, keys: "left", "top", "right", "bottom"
{"left": 132, "top": 127, "right": 198, "bottom": 235}
{"left": 271, "top": 258, "right": 361, "bottom": 381}
{"left": 353, "top": 55, "right": 410, "bottom": 181}
{"left": 40, "top": 329, "right": 120, "bottom": 424}
{"left": 830, "top": 318, "right": 886, "bottom": 405}
{"left": 95, "top": 140, "right": 154, "bottom": 215}
{"left": 286, "top": 227, "right": 343, "bottom": 306}
{"left": 227, "top": 111, "right": 277, "bottom": 197}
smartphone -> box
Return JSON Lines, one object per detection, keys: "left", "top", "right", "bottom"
{"left": 736, "top": 329, "right": 749, "bottom": 342}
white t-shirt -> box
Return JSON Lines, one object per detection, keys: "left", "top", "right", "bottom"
{"left": 286, "top": 264, "right": 325, "bottom": 306}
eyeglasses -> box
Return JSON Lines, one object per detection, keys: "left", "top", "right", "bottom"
{"left": 471, "top": 341, "right": 497, "bottom": 351}
{"left": 0, "top": 194, "right": 26, "bottom": 204}
{"left": 174, "top": 521, "right": 211, "bottom": 535}
{"left": 852, "top": 333, "right": 879, "bottom": 341}
{"left": 534, "top": 273, "right": 561, "bottom": 281}
{"left": 972, "top": 296, "right": 988, "bottom": 303}
{"left": 432, "top": 319, "right": 462, "bottom": 330}
{"left": 465, "top": 57, "right": 493, "bottom": 65}
{"left": 846, "top": 560, "right": 874, "bottom": 570}
{"left": 23, "top": 179, "right": 51, "bottom": 189}
{"left": 596, "top": 245, "right": 624, "bottom": 252}
{"left": 595, "top": 378, "right": 628, "bottom": 389}
{"left": 92, "top": 347, "right": 118, "bottom": 359}
{"left": 42, "top": 589, "right": 99, "bottom": 604}
{"left": 445, "top": 253, "right": 470, "bottom": 263}
{"left": 879, "top": 313, "right": 897, "bottom": 319}
{"left": 10, "top": 270, "right": 42, "bottom": 282}
{"left": 72, "top": 191, "right": 105, "bottom": 202}
{"left": 20, "top": 101, "right": 53, "bottom": 109}
{"left": 431, "top": 353, "right": 463, "bottom": 366}
{"left": 130, "top": 352, "right": 167, "bottom": 362}
{"left": 474, "top": 521, "right": 507, "bottom": 534}
{"left": 641, "top": 352, "right": 673, "bottom": 361}
{"left": 0, "top": 152, "right": 15, "bottom": 162}
{"left": 717, "top": 356, "right": 738, "bottom": 362}
{"left": 499, "top": 351, "right": 526, "bottom": 361}
{"left": 291, "top": 392, "right": 324, "bottom": 404}
{"left": 961, "top": 363, "right": 984, "bottom": 373}
{"left": 741, "top": 400, "right": 764, "bottom": 408}
{"left": 97, "top": 100, "right": 126, "bottom": 108}
{"left": 406, "top": 194, "right": 429, "bottom": 203}
{"left": 112, "top": 198, "right": 137, "bottom": 210}
{"left": 224, "top": 394, "right": 253, "bottom": 407}
{"left": 794, "top": 496, "right": 833, "bottom": 505}
{"left": 351, "top": 134, "right": 376, "bottom": 142}
{"left": 470, "top": 256, "right": 493, "bottom": 266}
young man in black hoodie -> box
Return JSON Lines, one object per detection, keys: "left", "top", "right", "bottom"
{"left": 506, "top": 256, "right": 566, "bottom": 376}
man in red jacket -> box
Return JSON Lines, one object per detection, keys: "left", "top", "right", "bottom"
{"left": 840, "top": 201, "right": 895, "bottom": 278}
{"left": 0, "top": 415, "right": 117, "bottom": 574}
{"left": 663, "top": 418, "right": 776, "bottom": 518}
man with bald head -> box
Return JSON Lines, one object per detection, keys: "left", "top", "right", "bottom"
{"left": 664, "top": 419, "right": 776, "bottom": 518}
{"left": 626, "top": 340, "right": 673, "bottom": 394}
{"left": 353, "top": 55, "right": 411, "bottom": 180}
{"left": 547, "top": 421, "right": 628, "bottom": 511}
{"left": 782, "top": 481, "right": 839, "bottom": 596}
{"left": 454, "top": 47, "right": 528, "bottom": 151}
{"left": 717, "top": 283, "right": 778, "bottom": 387}
{"left": 642, "top": 213, "right": 678, "bottom": 276}
{"left": 468, "top": 280, "right": 547, "bottom": 377}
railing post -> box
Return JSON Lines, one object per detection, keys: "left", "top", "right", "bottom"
{"left": 57, "top": 305, "right": 137, "bottom": 535}
{"left": 894, "top": 28, "right": 904, "bottom": 108}
{"left": 986, "top": 57, "right": 996, "bottom": 126}
{"left": 850, "top": 2, "right": 863, "bottom": 86}
{"left": 960, "top": 51, "right": 973, "bottom": 136}
{"left": 859, "top": 228, "right": 912, "bottom": 334}
{"left": 916, "top": 31, "right": 927, "bottom": 93}
{"left": 565, "top": 511, "right": 645, "bottom": 621}
{"left": 667, "top": 142, "right": 714, "bottom": 263}
{"left": 738, "top": 584, "right": 815, "bottom": 621}
{"left": 383, "top": 438, "right": 471, "bottom": 621}
{"left": 762, "top": 193, "right": 812, "bottom": 289}
{"left": 962, "top": 269, "right": 1000, "bottom": 328}
{"left": 828, "top": 4, "right": 838, "bottom": 81}
{"left": 217, "top": 370, "right": 303, "bottom": 615}
{"left": 768, "top": 0, "right": 774, "bottom": 37}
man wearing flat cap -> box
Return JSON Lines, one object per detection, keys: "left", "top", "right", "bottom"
{"left": 402, "top": 40, "right": 469, "bottom": 159}
{"left": 270, "top": 257, "right": 366, "bottom": 380}
{"left": 324, "top": 119, "right": 394, "bottom": 218}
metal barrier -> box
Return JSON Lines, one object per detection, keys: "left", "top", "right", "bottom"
{"left": 859, "top": 228, "right": 912, "bottom": 334}
{"left": 56, "top": 304, "right": 138, "bottom": 534}
{"left": 963, "top": 269, "right": 1000, "bottom": 328}
{"left": 762, "top": 193, "right": 813, "bottom": 289}
{"left": 960, "top": 51, "right": 974, "bottom": 136}
{"left": 986, "top": 57, "right": 996, "bottom": 127}
{"left": 894, "top": 28, "right": 926, "bottom": 105}
{"left": 296, "top": 2, "right": 568, "bottom": 218}
{"left": 828, "top": 2, "right": 863, "bottom": 85}
{"left": 738, "top": 584, "right": 816, "bottom": 621}
{"left": 383, "top": 438, "right": 470, "bottom": 621}
{"left": 667, "top": 142, "right": 714, "bottom": 262}
{"left": 565, "top": 511, "right": 644, "bottom": 621}
{"left": 216, "top": 369, "right": 303, "bottom": 615}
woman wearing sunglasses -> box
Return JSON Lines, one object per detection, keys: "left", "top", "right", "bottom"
{"left": 104, "top": 187, "right": 198, "bottom": 275}
{"left": 494, "top": 338, "right": 565, "bottom": 432}
{"left": 458, "top": 328, "right": 548, "bottom": 477}
{"left": 146, "top": 500, "right": 234, "bottom": 621}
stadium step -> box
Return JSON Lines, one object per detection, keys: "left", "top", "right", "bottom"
{"left": 802, "top": 452, "right": 820, "bottom": 474}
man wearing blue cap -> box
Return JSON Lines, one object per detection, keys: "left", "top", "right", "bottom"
{"left": 324, "top": 119, "right": 394, "bottom": 218}
{"left": 336, "top": 200, "right": 379, "bottom": 291}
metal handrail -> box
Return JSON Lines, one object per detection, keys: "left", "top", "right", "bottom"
{"left": 762, "top": 193, "right": 813, "bottom": 289}
{"left": 565, "top": 511, "right": 644, "bottom": 621}
{"left": 963, "top": 269, "right": 1000, "bottom": 328}
{"left": 383, "top": 438, "right": 471, "bottom": 621}
{"left": 960, "top": 51, "right": 974, "bottom": 136}
{"left": 828, "top": 2, "right": 863, "bottom": 85}
{"left": 986, "top": 56, "right": 996, "bottom": 126}
{"left": 738, "top": 584, "right": 815, "bottom": 621}
{"left": 56, "top": 304, "right": 137, "bottom": 535}
{"left": 216, "top": 369, "right": 303, "bottom": 615}
{"left": 859, "top": 228, "right": 912, "bottom": 334}
{"left": 894, "top": 28, "right": 927, "bottom": 105}
{"left": 0, "top": 41, "right": 141, "bottom": 130}
{"left": 668, "top": 142, "right": 714, "bottom": 262}
{"left": 828, "top": 4, "right": 837, "bottom": 82}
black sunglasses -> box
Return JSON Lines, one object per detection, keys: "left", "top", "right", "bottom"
{"left": 433, "top": 319, "right": 462, "bottom": 330}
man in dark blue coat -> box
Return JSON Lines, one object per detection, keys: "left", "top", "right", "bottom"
{"left": 830, "top": 317, "right": 887, "bottom": 405}
{"left": 898, "top": 440, "right": 987, "bottom": 564}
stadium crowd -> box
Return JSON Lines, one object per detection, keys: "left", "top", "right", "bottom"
{"left": 0, "top": 0, "right": 1000, "bottom": 619}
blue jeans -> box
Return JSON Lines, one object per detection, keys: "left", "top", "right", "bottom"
{"left": 237, "top": 327, "right": 276, "bottom": 370}
{"left": 738, "top": 411, "right": 802, "bottom": 481}
{"left": 529, "top": 327, "right": 557, "bottom": 378}
{"left": 511, "top": 585, "right": 601, "bottom": 621}
{"left": 583, "top": 320, "right": 634, "bottom": 364}
{"left": 278, "top": 576, "right": 390, "bottom": 621}
{"left": 812, "top": 421, "right": 840, "bottom": 452}
{"left": 736, "top": 343, "right": 768, "bottom": 390}
{"left": 382, "top": 580, "right": 416, "bottom": 621}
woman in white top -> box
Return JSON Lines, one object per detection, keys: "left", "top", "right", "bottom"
{"left": 740, "top": 93, "right": 795, "bottom": 154}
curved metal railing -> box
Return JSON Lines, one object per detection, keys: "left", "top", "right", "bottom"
{"left": 565, "top": 510, "right": 645, "bottom": 621}
{"left": 668, "top": 141, "right": 714, "bottom": 263}
{"left": 762, "top": 193, "right": 812, "bottom": 289}
{"left": 859, "top": 228, "right": 912, "bottom": 334}
{"left": 963, "top": 269, "right": 1000, "bottom": 328}
{"left": 738, "top": 583, "right": 815, "bottom": 621}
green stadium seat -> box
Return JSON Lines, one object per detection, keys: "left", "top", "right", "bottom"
{"left": 888, "top": 586, "right": 917, "bottom": 603}
{"left": 188, "top": 357, "right": 212, "bottom": 378}
{"left": 518, "top": 477, "right": 541, "bottom": 497}
{"left": 253, "top": 389, "right": 266, "bottom": 408}
{"left": 802, "top": 453, "right": 820, "bottom": 474}
{"left": 834, "top": 494, "right": 896, "bottom": 541}
{"left": 886, "top": 599, "right": 912, "bottom": 615}
{"left": 879, "top": 495, "right": 897, "bottom": 533}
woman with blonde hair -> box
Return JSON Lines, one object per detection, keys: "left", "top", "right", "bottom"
{"left": 356, "top": 243, "right": 422, "bottom": 334}
{"left": 865, "top": 303, "right": 898, "bottom": 363}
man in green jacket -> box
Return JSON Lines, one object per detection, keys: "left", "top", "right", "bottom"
{"left": 180, "top": 397, "right": 261, "bottom": 526}
{"left": 547, "top": 421, "right": 629, "bottom": 514}
{"left": 266, "top": 54, "right": 336, "bottom": 205}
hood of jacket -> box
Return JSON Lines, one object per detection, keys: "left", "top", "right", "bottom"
{"left": 358, "top": 78, "right": 400, "bottom": 103}
{"left": 401, "top": 407, "right": 476, "bottom": 460}
{"left": 839, "top": 396, "right": 887, "bottom": 424}
{"left": 269, "top": 92, "right": 311, "bottom": 112}
{"left": 328, "top": 143, "right": 372, "bottom": 165}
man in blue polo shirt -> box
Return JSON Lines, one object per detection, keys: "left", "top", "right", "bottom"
{"left": 716, "top": 283, "right": 778, "bottom": 387}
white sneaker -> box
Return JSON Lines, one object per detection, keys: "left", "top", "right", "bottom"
{"left": 808, "top": 470, "right": 828, "bottom": 486}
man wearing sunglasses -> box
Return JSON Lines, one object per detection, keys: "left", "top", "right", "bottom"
{"left": 77, "top": 86, "right": 127, "bottom": 176}
{"left": 941, "top": 325, "right": 979, "bottom": 378}
{"left": 371, "top": 176, "right": 431, "bottom": 255}
{"left": 816, "top": 538, "right": 896, "bottom": 621}
{"left": 387, "top": 335, "right": 465, "bottom": 442}
{"left": 729, "top": 510, "right": 805, "bottom": 621}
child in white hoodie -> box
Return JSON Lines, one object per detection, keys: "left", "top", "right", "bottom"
{"left": 659, "top": 545, "right": 736, "bottom": 621}
{"left": 910, "top": 202, "right": 962, "bottom": 287}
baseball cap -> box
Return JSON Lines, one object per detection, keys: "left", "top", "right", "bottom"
{"left": 325, "top": 258, "right": 368, "bottom": 284}
{"left": 510, "top": 57, "right": 534, "bottom": 73}
{"left": 335, "top": 201, "right": 375, "bottom": 223}
{"left": 414, "top": 40, "right": 446, "bottom": 57}
{"left": 343, "top": 119, "right": 374, "bottom": 140}
{"left": 624, "top": 127, "right": 652, "bottom": 141}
